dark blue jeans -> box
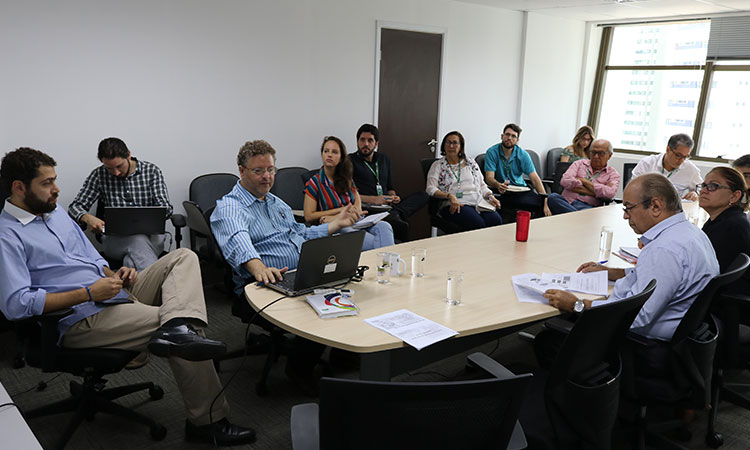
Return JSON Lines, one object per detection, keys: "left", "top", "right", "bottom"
{"left": 547, "top": 193, "right": 594, "bottom": 215}
{"left": 440, "top": 205, "right": 503, "bottom": 231}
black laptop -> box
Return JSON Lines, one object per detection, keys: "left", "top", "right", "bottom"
{"left": 265, "top": 231, "right": 366, "bottom": 297}
{"left": 103, "top": 206, "right": 168, "bottom": 236}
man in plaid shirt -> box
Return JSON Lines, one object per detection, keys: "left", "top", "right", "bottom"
{"left": 68, "top": 137, "right": 173, "bottom": 270}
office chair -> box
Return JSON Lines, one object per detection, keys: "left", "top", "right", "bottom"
{"left": 17, "top": 309, "right": 166, "bottom": 450}
{"left": 475, "top": 152, "right": 487, "bottom": 178}
{"left": 187, "top": 173, "right": 239, "bottom": 257}
{"left": 525, "top": 149, "right": 544, "bottom": 180}
{"left": 624, "top": 254, "right": 749, "bottom": 450}
{"left": 544, "top": 161, "right": 572, "bottom": 195}
{"left": 543, "top": 147, "right": 564, "bottom": 186}
{"left": 419, "top": 158, "right": 463, "bottom": 237}
{"left": 622, "top": 163, "right": 637, "bottom": 188}
{"left": 290, "top": 355, "right": 532, "bottom": 450}
{"left": 508, "top": 280, "right": 656, "bottom": 450}
{"left": 270, "top": 167, "right": 310, "bottom": 210}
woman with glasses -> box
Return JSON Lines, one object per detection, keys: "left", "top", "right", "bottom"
{"left": 560, "top": 125, "right": 594, "bottom": 163}
{"left": 425, "top": 131, "right": 502, "bottom": 231}
{"left": 304, "top": 136, "right": 394, "bottom": 248}
{"left": 699, "top": 166, "right": 750, "bottom": 294}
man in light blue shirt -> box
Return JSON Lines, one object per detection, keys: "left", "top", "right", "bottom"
{"left": 210, "top": 139, "right": 359, "bottom": 292}
{"left": 484, "top": 123, "right": 551, "bottom": 217}
{"left": 544, "top": 173, "right": 719, "bottom": 342}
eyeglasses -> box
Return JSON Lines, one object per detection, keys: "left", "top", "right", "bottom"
{"left": 622, "top": 198, "right": 651, "bottom": 215}
{"left": 446, "top": 140, "right": 461, "bottom": 146}
{"left": 590, "top": 150, "right": 608, "bottom": 158}
{"left": 696, "top": 182, "right": 731, "bottom": 193}
{"left": 245, "top": 166, "right": 278, "bottom": 176}
{"left": 669, "top": 148, "right": 690, "bottom": 161}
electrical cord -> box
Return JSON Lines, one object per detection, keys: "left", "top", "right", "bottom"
{"left": 11, "top": 373, "right": 63, "bottom": 397}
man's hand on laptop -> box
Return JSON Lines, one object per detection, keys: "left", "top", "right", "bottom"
{"left": 248, "top": 259, "right": 288, "bottom": 284}
{"left": 88, "top": 277, "right": 124, "bottom": 301}
{"left": 115, "top": 266, "right": 138, "bottom": 287}
{"left": 326, "top": 204, "right": 359, "bottom": 234}
{"left": 81, "top": 214, "right": 105, "bottom": 233}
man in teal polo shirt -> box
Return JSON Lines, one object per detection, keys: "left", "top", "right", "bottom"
{"left": 484, "top": 123, "right": 551, "bottom": 217}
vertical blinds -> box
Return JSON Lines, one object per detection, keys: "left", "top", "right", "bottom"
{"left": 707, "top": 15, "right": 750, "bottom": 60}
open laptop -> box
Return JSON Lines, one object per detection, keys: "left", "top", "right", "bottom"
{"left": 103, "top": 206, "right": 168, "bottom": 236}
{"left": 264, "top": 231, "right": 366, "bottom": 297}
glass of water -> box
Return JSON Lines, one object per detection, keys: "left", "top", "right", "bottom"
{"left": 376, "top": 252, "right": 391, "bottom": 284}
{"left": 411, "top": 248, "right": 426, "bottom": 277}
{"left": 446, "top": 271, "right": 463, "bottom": 305}
{"left": 599, "top": 226, "right": 614, "bottom": 253}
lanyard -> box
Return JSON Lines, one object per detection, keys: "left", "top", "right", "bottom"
{"left": 661, "top": 155, "right": 675, "bottom": 178}
{"left": 448, "top": 161, "right": 462, "bottom": 184}
{"left": 586, "top": 168, "right": 603, "bottom": 181}
{"left": 364, "top": 160, "right": 380, "bottom": 182}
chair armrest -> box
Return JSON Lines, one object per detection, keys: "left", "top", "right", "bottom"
{"left": 290, "top": 403, "right": 320, "bottom": 450}
{"left": 543, "top": 317, "right": 575, "bottom": 335}
{"left": 626, "top": 330, "right": 657, "bottom": 347}
{"left": 720, "top": 292, "right": 750, "bottom": 305}
{"left": 467, "top": 352, "right": 517, "bottom": 380}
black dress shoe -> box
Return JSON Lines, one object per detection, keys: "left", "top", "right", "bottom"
{"left": 148, "top": 322, "right": 226, "bottom": 361}
{"left": 185, "top": 418, "right": 256, "bottom": 446}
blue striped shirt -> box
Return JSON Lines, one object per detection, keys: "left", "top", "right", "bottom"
{"left": 210, "top": 182, "right": 328, "bottom": 291}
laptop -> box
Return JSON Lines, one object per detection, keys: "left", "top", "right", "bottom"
{"left": 103, "top": 206, "right": 168, "bottom": 236}
{"left": 264, "top": 231, "right": 366, "bottom": 297}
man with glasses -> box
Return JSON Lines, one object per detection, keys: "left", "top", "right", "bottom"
{"left": 543, "top": 173, "right": 718, "bottom": 344}
{"left": 484, "top": 123, "right": 551, "bottom": 217}
{"left": 68, "top": 137, "right": 174, "bottom": 271}
{"left": 631, "top": 133, "right": 702, "bottom": 201}
{"left": 350, "top": 123, "right": 428, "bottom": 241}
{"left": 547, "top": 139, "right": 620, "bottom": 214}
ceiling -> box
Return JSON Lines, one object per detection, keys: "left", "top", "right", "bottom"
{"left": 456, "top": 0, "right": 750, "bottom": 22}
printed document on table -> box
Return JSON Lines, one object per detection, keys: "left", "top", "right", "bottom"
{"left": 541, "top": 271, "right": 608, "bottom": 296}
{"left": 364, "top": 309, "right": 458, "bottom": 351}
{"left": 511, "top": 274, "right": 549, "bottom": 304}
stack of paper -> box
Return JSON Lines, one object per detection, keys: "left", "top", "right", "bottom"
{"left": 512, "top": 271, "right": 609, "bottom": 304}
{"left": 614, "top": 246, "right": 640, "bottom": 264}
{"left": 340, "top": 211, "right": 389, "bottom": 232}
{"left": 306, "top": 292, "right": 359, "bottom": 319}
{"left": 364, "top": 309, "right": 458, "bottom": 351}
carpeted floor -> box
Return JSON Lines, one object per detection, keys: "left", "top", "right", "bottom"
{"left": 1, "top": 264, "right": 749, "bottom": 450}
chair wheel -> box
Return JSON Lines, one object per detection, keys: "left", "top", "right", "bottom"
{"left": 706, "top": 432, "right": 724, "bottom": 448}
{"left": 149, "top": 385, "right": 164, "bottom": 400}
{"left": 255, "top": 382, "right": 268, "bottom": 397}
{"left": 150, "top": 424, "right": 167, "bottom": 440}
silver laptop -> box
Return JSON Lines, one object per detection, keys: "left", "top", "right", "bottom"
{"left": 103, "top": 206, "right": 168, "bottom": 236}
{"left": 264, "top": 231, "right": 366, "bottom": 296}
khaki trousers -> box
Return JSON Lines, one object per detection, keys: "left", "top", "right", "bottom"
{"left": 62, "top": 248, "right": 229, "bottom": 425}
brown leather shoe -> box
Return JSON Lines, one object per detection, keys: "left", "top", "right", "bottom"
{"left": 125, "top": 351, "right": 149, "bottom": 370}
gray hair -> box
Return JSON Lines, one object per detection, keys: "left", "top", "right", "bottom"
{"left": 634, "top": 173, "right": 682, "bottom": 213}
{"left": 237, "top": 140, "right": 276, "bottom": 167}
{"left": 667, "top": 133, "right": 694, "bottom": 151}
{"left": 592, "top": 139, "right": 613, "bottom": 154}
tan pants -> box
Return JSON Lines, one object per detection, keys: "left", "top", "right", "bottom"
{"left": 62, "top": 248, "right": 229, "bottom": 425}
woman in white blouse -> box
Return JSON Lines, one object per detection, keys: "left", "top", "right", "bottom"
{"left": 426, "top": 131, "right": 503, "bottom": 231}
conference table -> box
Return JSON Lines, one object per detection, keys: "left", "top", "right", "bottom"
{"left": 245, "top": 201, "right": 704, "bottom": 381}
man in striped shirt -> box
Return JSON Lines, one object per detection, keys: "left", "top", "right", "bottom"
{"left": 68, "top": 137, "right": 173, "bottom": 270}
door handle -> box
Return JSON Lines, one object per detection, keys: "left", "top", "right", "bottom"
{"left": 427, "top": 139, "right": 438, "bottom": 153}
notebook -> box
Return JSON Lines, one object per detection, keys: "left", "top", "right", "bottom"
{"left": 103, "top": 206, "right": 168, "bottom": 236}
{"left": 264, "top": 231, "right": 366, "bottom": 297}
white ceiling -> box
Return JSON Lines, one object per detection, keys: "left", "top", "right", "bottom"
{"left": 456, "top": 0, "right": 750, "bottom": 22}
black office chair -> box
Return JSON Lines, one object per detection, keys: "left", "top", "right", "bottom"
{"left": 16, "top": 309, "right": 166, "bottom": 450}
{"left": 525, "top": 149, "right": 544, "bottom": 180}
{"left": 475, "top": 152, "right": 487, "bottom": 178}
{"left": 544, "top": 147, "right": 564, "bottom": 186}
{"left": 290, "top": 355, "right": 532, "bottom": 450}
{"left": 624, "top": 254, "right": 750, "bottom": 450}
{"left": 505, "top": 280, "right": 656, "bottom": 450}
{"left": 622, "top": 163, "right": 637, "bottom": 188}
{"left": 187, "top": 173, "right": 239, "bottom": 256}
{"left": 419, "top": 158, "right": 463, "bottom": 237}
{"left": 270, "top": 167, "right": 310, "bottom": 211}
{"left": 545, "top": 161, "right": 572, "bottom": 195}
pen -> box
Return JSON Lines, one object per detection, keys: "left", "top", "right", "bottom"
{"left": 598, "top": 260, "right": 608, "bottom": 264}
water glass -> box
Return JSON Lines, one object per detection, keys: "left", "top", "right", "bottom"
{"left": 599, "top": 226, "right": 614, "bottom": 253}
{"left": 411, "top": 248, "right": 427, "bottom": 277}
{"left": 446, "top": 271, "right": 463, "bottom": 305}
{"left": 376, "top": 252, "right": 391, "bottom": 284}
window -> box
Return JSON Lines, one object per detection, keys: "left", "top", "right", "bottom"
{"left": 590, "top": 19, "right": 750, "bottom": 161}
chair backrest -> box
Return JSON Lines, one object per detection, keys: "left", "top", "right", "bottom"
{"left": 0, "top": 179, "right": 8, "bottom": 210}
{"left": 550, "top": 161, "right": 573, "bottom": 195}
{"left": 318, "top": 374, "right": 532, "bottom": 450}
{"left": 550, "top": 279, "right": 656, "bottom": 389}
{"left": 622, "top": 163, "right": 637, "bottom": 189}
{"left": 183, "top": 201, "right": 225, "bottom": 264}
{"left": 545, "top": 147, "right": 564, "bottom": 180}
{"left": 269, "top": 166, "right": 310, "bottom": 211}
{"left": 420, "top": 158, "right": 440, "bottom": 215}
{"left": 189, "top": 173, "right": 239, "bottom": 213}
{"left": 526, "top": 149, "right": 543, "bottom": 178}
{"left": 475, "top": 153, "right": 486, "bottom": 178}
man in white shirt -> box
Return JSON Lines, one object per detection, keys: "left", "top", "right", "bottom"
{"left": 631, "top": 133, "right": 702, "bottom": 201}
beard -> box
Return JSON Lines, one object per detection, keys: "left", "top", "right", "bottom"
{"left": 24, "top": 190, "right": 57, "bottom": 214}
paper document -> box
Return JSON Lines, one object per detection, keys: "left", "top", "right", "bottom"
{"left": 340, "top": 211, "right": 389, "bottom": 232}
{"left": 364, "top": 309, "right": 458, "bottom": 351}
{"left": 512, "top": 271, "right": 609, "bottom": 303}
{"left": 619, "top": 246, "right": 641, "bottom": 259}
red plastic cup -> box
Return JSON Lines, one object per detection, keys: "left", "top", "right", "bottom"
{"left": 516, "top": 210, "right": 531, "bottom": 242}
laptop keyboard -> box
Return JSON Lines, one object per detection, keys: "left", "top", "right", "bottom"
{"left": 272, "top": 271, "right": 297, "bottom": 291}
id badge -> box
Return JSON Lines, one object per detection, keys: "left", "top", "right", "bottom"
{"left": 456, "top": 189, "right": 463, "bottom": 199}
{"left": 376, "top": 183, "right": 384, "bottom": 196}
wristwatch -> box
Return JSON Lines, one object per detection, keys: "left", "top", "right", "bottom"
{"left": 573, "top": 298, "right": 585, "bottom": 313}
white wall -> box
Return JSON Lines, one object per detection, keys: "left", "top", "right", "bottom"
{"left": 0, "top": 0, "right": 587, "bottom": 244}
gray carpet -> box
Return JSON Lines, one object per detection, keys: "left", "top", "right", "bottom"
{"left": 1, "top": 264, "right": 749, "bottom": 450}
